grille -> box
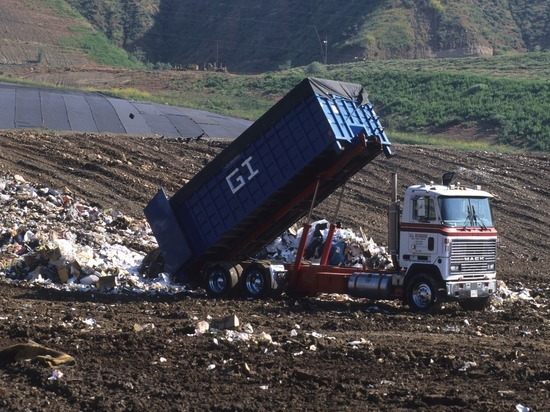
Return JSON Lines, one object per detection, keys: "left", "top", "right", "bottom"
{"left": 451, "top": 239, "right": 497, "bottom": 273}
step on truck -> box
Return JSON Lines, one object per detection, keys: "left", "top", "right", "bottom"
{"left": 145, "top": 77, "right": 498, "bottom": 313}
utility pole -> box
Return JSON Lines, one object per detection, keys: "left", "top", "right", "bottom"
{"left": 323, "top": 36, "right": 328, "bottom": 64}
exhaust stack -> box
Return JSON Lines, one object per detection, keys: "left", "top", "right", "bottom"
{"left": 388, "top": 172, "right": 400, "bottom": 269}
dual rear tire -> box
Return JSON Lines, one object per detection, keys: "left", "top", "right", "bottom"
{"left": 202, "top": 262, "right": 272, "bottom": 299}
{"left": 241, "top": 263, "right": 272, "bottom": 298}
{"left": 203, "top": 263, "right": 241, "bottom": 298}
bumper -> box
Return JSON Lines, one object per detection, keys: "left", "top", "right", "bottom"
{"left": 446, "top": 279, "right": 497, "bottom": 300}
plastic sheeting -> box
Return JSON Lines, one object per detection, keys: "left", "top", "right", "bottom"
{"left": 0, "top": 83, "right": 252, "bottom": 139}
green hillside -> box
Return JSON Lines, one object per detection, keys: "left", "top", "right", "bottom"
{"left": 140, "top": 53, "right": 550, "bottom": 151}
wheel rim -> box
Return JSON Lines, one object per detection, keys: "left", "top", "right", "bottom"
{"left": 245, "top": 270, "right": 265, "bottom": 296}
{"left": 208, "top": 270, "right": 227, "bottom": 294}
{"left": 412, "top": 282, "right": 433, "bottom": 308}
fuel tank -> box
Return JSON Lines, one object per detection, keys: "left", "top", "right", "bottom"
{"left": 347, "top": 272, "right": 393, "bottom": 299}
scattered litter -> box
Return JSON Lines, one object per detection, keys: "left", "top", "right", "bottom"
{"left": 0, "top": 342, "right": 76, "bottom": 367}
{"left": 347, "top": 338, "right": 371, "bottom": 346}
{"left": 256, "top": 332, "right": 273, "bottom": 343}
{"left": 224, "top": 330, "right": 252, "bottom": 342}
{"left": 134, "top": 323, "right": 155, "bottom": 333}
{"left": 48, "top": 370, "right": 64, "bottom": 381}
{"left": 207, "top": 364, "right": 216, "bottom": 371}
{"left": 442, "top": 325, "right": 461, "bottom": 333}
{"left": 516, "top": 404, "right": 531, "bottom": 412}
{"left": 458, "top": 361, "right": 477, "bottom": 372}
{"left": 194, "top": 321, "right": 210, "bottom": 335}
{"left": 82, "top": 318, "right": 97, "bottom": 327}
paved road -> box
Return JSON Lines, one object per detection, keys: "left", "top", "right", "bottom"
{"left": 0, "top": 82, "right": 252, "bottom": 139}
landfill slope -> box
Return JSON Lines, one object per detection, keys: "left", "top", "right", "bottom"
{"left": 0, "top": 130, "right": 549, "bottom": 411}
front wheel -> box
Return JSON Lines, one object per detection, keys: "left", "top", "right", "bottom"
{"left": 406, "top": 274, "right": 443, "bottom": 314}
{"left": 459, "top": 297, "right": 490, "bottom": 311}
{"left": 203, "top": 263, "right": 240, "bottom": 298}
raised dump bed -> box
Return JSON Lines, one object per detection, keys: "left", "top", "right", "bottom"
{"left": 145, "top": 77, "right": 391, "bottom": 279}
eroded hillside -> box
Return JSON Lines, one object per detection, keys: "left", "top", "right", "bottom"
{"left": 0, "top": 0, "right": 90, "bottom": 66}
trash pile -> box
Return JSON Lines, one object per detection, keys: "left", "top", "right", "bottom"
{"left": 0, "top": 174, "right": 182, "bottom": 293}
{"left": 0, "top": 174, "right": 392, "bottom": 294}
{"left": 258, "top": 219, "right": 394, "bottom": 269}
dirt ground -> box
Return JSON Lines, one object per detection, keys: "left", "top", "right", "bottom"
{"left": 0, "top": 130, "right": 549, "bottom": 411}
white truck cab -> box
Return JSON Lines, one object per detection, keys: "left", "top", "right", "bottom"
{"left": 393, "top": 177, "right": 498, "bottom": 312}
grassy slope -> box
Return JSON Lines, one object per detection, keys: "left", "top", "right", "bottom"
{"left": 0, "top": 0, "right": 141, "bottom": 68}
{"left": 118, "top": 53, "right": 548, "bottom": 151}
{"left": 43, "top": 0, "right": 143, "bottom": 68}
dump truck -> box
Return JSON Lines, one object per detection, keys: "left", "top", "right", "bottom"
{"left": 145, "top": 77, "right": 498, "bottom": 313}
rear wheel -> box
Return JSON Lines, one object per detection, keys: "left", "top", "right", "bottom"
{"left": 406, "top": 274, "right": 443, "bottom": 314}
{"left": 241, "top": 264, "right": 271, "bottom": 298}
{"left": 203, "top": 263, "right": 240, "bottom": 298}
{"left": 459, "top": 297, "right": 490, "bottom": 311}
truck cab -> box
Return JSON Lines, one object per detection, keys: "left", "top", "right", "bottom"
{"left": 398, "top": 180, "right": 498, "bottom": 312}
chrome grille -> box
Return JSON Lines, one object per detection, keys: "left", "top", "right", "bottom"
{"left": 451, "top": 239, "right": 497, "bottom": 273}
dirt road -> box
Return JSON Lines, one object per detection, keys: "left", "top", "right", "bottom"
{"left": 1, "top": 130, "right": 549, "bottom": 411}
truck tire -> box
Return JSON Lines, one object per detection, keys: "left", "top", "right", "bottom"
{"left": 203, "top": 263, "right": 239, "bottom": 298}
{"left": 406, "top": 274, "right": 443, "bottom": 314}
{"left": 241, "top": 264, "right": 271, "bottom": 299}
{"left": 459, "top": 297, "right": 490, "bottom": 311}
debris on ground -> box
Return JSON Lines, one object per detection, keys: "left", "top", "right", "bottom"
{"left": 0, "top": 342, "right": 76, "bottom": 367}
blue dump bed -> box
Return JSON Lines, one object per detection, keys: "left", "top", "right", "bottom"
{"left": 145, "top": 77, "right": 392, "bottom": 278}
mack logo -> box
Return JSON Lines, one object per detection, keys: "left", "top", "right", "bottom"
{"left": 464, "top": 256, "right": 485, "bottom": 261}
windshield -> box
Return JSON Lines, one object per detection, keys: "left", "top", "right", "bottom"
{"left": 438, "top": 197, "right": 494, "bottom": 228}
